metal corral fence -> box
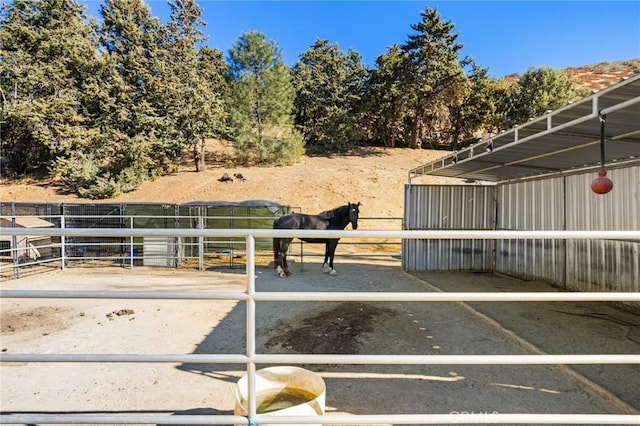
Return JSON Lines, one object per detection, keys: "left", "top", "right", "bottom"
{"left": 0, "top": 201, "right": 290, "bottom": 277}
{"left": 1, "top": 226, "right": 640, "bottom": 425}
{"left": 0, "top": 202, "right": 402, "bottom": 279}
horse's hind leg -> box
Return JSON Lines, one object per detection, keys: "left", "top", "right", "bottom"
{"left": 274, "top": 238, "right": 285, "bottom": 277}
{"left": 274, "top": 238, "right": 292, "bottom": 277}
{"left": 283, "top": 257, "right": 291, "bottom": 276}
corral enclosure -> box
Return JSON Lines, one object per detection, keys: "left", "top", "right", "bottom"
{"left": 1, "top": 73, "right": 639, "bottom": 426}
{"left": 1, "top": 211, "right": 639, "bottom": 424}
{"left": 0, "top": 200, "right": 289, "bottom": 276}
{"left": 2, "top": 254, "right": 639, "bottom": 425}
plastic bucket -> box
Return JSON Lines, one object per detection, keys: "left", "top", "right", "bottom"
{"left": 234, "top": 366, "right": 325, "bottom": 425}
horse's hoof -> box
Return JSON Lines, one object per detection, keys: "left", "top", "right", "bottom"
{"left": 285, "top": 268, "right": 292, "bottom": 276}
{"left": 329, "top": 269, "right": 337, "bottom": 276}
{"left": 276, "top": 266, "right": 286, "bottom": 278}
{"left": 322, "top": 264, "right": 333, "bottom": 274}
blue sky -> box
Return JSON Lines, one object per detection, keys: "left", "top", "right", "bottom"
{"left": 82, "top": 1, "right": 640, "bottom": 78}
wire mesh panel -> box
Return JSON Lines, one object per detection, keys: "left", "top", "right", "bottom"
{"left": 0, "top": 202, "right": 62, "bottom": 221}
{"left": 190, "top": 201, "right": 290, "bottom": 269}
{"left": 123, "top": 204, "right": 182, "bottom": 267}
{"left": 62, "top": 203, "right": 124, "bottom": 264}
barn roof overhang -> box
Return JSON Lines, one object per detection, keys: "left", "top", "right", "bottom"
{"left": 409, "top": 73, "right": 640, "bottom": 184}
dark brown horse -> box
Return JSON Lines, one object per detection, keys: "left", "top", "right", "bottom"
{"left": 273, "top": 202, "right": 360, "bottom": 277}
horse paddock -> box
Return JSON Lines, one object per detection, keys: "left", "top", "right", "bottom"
{"left": 1, "top": 258, "right": 639, "bottom": 424}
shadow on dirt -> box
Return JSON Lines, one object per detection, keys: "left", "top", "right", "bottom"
{"left": 176, "top": 261, "right": 640, "bottom": 415}
{"left": 177, "top": 260, "right": 411, "bottom": 379}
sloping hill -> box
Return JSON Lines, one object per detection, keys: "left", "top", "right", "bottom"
{"left": 2, "top": 146, "right": 459, "bottom": 227}
{"left": 505, "top": 59, "right": 640, "bottom": 91}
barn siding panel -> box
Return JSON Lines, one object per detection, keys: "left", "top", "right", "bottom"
{"left": 404, "top": 165, "right": 639, "bottom": 306}
{"left": 403, "top": 184, "right": 495, "bottom": 271}
{"left": 495, "top": 177, "right": 566, "bottom": 285}
{"left": 564, "top": 166, "right": 640, "bottom": 294}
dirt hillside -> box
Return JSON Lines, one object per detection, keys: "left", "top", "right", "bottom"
{"left": 0, "top": 144, "right": 460, "bottom": 226}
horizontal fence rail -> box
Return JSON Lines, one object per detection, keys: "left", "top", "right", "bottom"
{"left": 4, "top": 227, "right": 640, "bottom": 239}
{"left": 2, "top": 353, "right": 639, "bottom": 365}
{"left": 1, "top": 227, "right": 640, "bottom": 425}
{"left": 2, "top": 413, "right": 640, "bottom": 425}
{"left": 2, "top": 290, "right": 639, "bottom": 302}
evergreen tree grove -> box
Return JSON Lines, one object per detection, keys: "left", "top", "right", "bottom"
{"left": 0, "top": 0, "right": 120, "bottom": 186}
{"left": 1, "top": 0, "right": 586, "bottom": 198}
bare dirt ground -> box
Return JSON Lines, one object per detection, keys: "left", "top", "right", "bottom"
{"left": 2, "top": 262, "right": 638, "bottom": 424}
{"left": 1, "top": 143, "right": 461, "bottom": 226}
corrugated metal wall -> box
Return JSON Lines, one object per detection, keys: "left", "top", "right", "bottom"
{"left": 402, "top": 185, "right": 496, "bottom": 271}
{"left": 404, "top": 165, "right": 640, "bottom": 299}
{"left": 495, "top": 178, "right": 566, "bottom": 285}
{"left": 563, "top": 167, "right": 640, "bottom": 293}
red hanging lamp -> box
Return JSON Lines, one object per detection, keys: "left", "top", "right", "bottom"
{"left": 591, "top": 114, "right": 613, "bottom": 195}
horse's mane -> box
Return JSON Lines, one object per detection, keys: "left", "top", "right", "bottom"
{"left": 318, "top": 204, "right": 349, "bottom": 220}
{"left": 317, "top": 205, "right": 349, "bottom": 225}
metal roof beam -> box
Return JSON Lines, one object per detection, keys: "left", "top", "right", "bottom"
{"left": 408, "top": 74, "right": 640, "bottom": 183}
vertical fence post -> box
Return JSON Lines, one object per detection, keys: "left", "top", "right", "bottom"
{"left": 61, "top": 215, "right": 66, "bottom": 271}
{"left": 198, "top": 214, "right": 204, "bottom": 271}
{"left": 245, "top": 234, "right": 257, "bottom": 419}
{"left": 129, "top": 217, "right": 134, "bottom": 270}
{"left": 174, "top": 205, "right": 181, "bottom": 268}
{"left": 10, "top": 203, "right": 19, "bottom": 279}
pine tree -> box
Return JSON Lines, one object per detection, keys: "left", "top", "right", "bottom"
{"left": 292, "top": 38, "right": 367, "bottom": 152}
{"left": 164, "top": 0, "right": 224, "bottom": 172}
{"left": 365, "top": 45, "right": 410, "bottom": 147}
{"left": 401, "top": 6, "right": 470, "bottom": 148}
{"left": 507, "top": 67, "right": 581, "bottom": 127}
{"left": 226, "top": 31, "right": 303, "bottom": 164}
{"left": 446, "top": 63, "right": 502, "bottom": 150}
{"left": 96, "top": 0, "right": 176, "bottom": 196}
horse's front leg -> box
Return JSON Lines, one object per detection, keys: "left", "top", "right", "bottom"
{"left": 322, "top": 240, "right": 338, "bottom": 275}
{"left": 321, "top": 242, "right": 332, "bottom": 274}
{"left": 276, "top": 253, "right": 287, "bottom": 277}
